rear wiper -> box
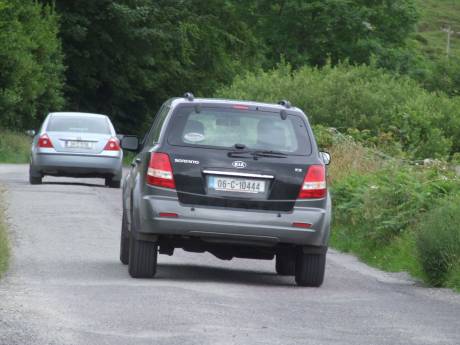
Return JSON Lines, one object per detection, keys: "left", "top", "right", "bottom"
{"left": 227, "top": 150, "right": 287, "bottom": 159}
{"left": 252, "top": 150, "right": 288, "bottom": 158}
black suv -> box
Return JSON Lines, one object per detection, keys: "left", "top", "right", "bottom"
{"left": 120, "top": 94, "right": 331, "bottom": 287}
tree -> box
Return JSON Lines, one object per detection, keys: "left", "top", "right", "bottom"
{"left": 0, "top": 0, "right": 64, "bottom": 129}
{"left": 247, "top": 0, "right": 418, "bottom": 67}
{"left": 50, "top": 0, "right": 261, "bottom": 134}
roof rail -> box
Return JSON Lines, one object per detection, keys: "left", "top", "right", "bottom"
{"left": 184, "top": 92, "right": 194, "bottom": 101}
{"left": 278, "top": 100, "right": 291, "bottom": 108}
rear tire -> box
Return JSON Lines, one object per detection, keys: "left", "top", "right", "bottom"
{"left": 105, "top": 177, "right": 121, "bottom": 188}
{"left": 29, "top": 174, "right": 42, "bottom": 185}
{"left": 295, "top": 252, "right": 326, "bottom": 287}
{"left": 128, "top": 235, "right": 158, "bottom": 278}
{"left": 120, "top": 212, "right": 130, "bottom": 265}
{"left": 275, "top": 254, "right": 295, "bottom": 276}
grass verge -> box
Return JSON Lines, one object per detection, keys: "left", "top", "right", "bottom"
{"left": 326, "top": 131, "right": 460, "bottom": 292}
{"left": 0, "top": 129, "right": 31, "bottom": 163}
{"left": 0, "top": 189, "right": 9, "bottom": 278}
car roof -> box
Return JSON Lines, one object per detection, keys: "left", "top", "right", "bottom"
{"left": 167, "top": 98, "right": 303, "bottom": 113}
{"left": 49, "top": 112, "right": 108, "bottom": 118}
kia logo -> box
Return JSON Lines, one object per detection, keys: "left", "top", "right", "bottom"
{"left": 232, "top": 161, "right": 247, "bottom": 169}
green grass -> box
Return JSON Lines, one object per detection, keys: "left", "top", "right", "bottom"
{"left": 446, "top": 262, "right": 460, "bottom": 292}
{"left": 0, "top": 129, "right": 31, "bottom": 163}
{"left": 0, "top": 190, "right": 9, "bottom": 278}
{"left": 328, "top": 134, "right": 460, "bottom": 292}
{"left": 415, "top": 0, "right": 460, "bottom": 60}
{"left": 123, "top": 151, "right": 136, "bottom": 166}
{"left": 331, "top": 228, "right": 426, "bottom": 282}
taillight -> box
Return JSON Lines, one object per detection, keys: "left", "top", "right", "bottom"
{"left": 104, "top": 137, "right": 120, "bottom": 151}
{"left": 146, "top": 152, "right": 176, "bottom": 189}
{"left": 298, "top": 165, "right": 327, "bottom": 199}
{"left": 159, "top": 212, "right": 178, "bottom": 218}
{"left": 38, "top": 133, "right": 54, "bottom": 148}
{"left": 292, "top": 222, "right": 312, "bottom": 229}
{"left": 232, "top": 105, "right": 249, "bottom": 110}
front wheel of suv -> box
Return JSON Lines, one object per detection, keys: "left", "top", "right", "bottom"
{"left": 275, "top": 254, "right": 295, "bottom": 276}
{"left": 295, "top": 252, "right": 326, "bottom": 287}
{"left": 128, "top": 235, "right": 158, "bottom": 278}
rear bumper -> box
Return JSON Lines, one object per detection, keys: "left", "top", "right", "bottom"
{"left": 32, "top": 152, "right": 122, "bottom": 177}
{"left": 138, "top": 194, "right": 331, "bottom": 247}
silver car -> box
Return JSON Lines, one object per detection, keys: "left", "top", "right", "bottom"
{"left": 29, "top": 112, "right": 123, "bottom": 188}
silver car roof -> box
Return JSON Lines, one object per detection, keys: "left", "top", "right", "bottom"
{"left": 49, "top": 112, "right": 109, "bottom": 118}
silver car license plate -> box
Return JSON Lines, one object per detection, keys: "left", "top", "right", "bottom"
{"left": 65, "top": 140, "right": 93, "bottom": 149}
{"left": 209, "top": 176, "right": 266, "bottom": 194}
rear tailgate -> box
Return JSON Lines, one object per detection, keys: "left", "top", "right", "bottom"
{"left": 169, "top": 147, "right": 309, "bottom": 212}
{"left": 159, "top": 103, "right": 320, "bottom": 212}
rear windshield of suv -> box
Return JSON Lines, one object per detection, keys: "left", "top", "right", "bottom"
{"left": 47, "top": 116, "right": 111, "bottom": 134}
{"left": 167, "top": 105, "right": 311, "bottom": 155}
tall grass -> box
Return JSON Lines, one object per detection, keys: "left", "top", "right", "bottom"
{"left": 416, "top": 195, "right": 460, "bottom": 289}
{"left": 0, "top": 129, "right": 31, "bottom": 163}
{"left": 328, "top": 134, "right": 460, "bottom": 291}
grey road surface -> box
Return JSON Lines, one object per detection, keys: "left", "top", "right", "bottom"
{"left": 0, "top": 164, "right": 459, "bottom": 345}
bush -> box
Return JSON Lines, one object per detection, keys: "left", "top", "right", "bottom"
{"left": 333, "top": 164, "right": 460, "bottom": 246}
{"left": 216, "top": 63, "right": 460, "bottom": 160}
{"left": 0, "top": 129, "right": 31, "bottom": 163}
{"left": 416, "top": 195, "right": 460, "bottom": 286}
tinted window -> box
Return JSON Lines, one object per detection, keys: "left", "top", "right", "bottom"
{"left": 149, "top": 106, "right": 170, "bottom": 144}
{"left": 47, "top": 116, "right": 111, "bottom": 134}
{"left": 168, "top": 106, "right": 311, "bottom": 155}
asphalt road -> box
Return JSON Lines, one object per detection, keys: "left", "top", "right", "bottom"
{"left": 0, "top": 164, "right": 459, "bottom": 345}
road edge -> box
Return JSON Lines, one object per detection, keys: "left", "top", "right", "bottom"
{"left": 0, "top": 186, "right": 9, "bottom": 278}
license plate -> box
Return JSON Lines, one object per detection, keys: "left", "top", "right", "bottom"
{"left": 208, "top": 176, "right": 266, "bottom": 194}
{"left": 65, "top": 141, "right": 93, "bottom": 149}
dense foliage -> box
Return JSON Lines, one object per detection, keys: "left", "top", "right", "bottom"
{"left": 0, "top": 0, "right": 64, "bottom": 129}
{"left": 248, "top": 0, "right": 418, "bottom": 68}
{"left": 217, "top": 63, "right": 460, "bottom": 159}
{"left": 29, "top": 0, "right": 418, "bottom": 134}
{"left": 44, "top": 0, "right": 261, "bottom": 133}
{"left": 328, "top": 135, "right": 460, "bottom": 291}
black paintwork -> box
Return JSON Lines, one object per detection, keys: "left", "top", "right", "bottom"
{"left": 130, "top": 100, "right": 324, "bottom": 213}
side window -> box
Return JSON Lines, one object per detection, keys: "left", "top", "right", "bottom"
{"left": 142, "top": 105, "right": 169, "bottom": 147}
{"left": 148, "top": 106, "right": 170, "bottom": 144}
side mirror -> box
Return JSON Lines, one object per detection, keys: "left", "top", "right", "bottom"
{"left": 121, "top": 135, "right": 139, "bottom": 151}
{"left": 25, "top": 129, "right": 36, "bottom": 137}
{"left": 320, "top": 151, "right": 331, "bottom": 165}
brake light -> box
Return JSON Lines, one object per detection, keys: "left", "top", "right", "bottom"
{"left": 298, "top": 165, "right": 327, "bottom": 199}
{"left": 147, "top": 152, "right": 176, "bottom": 188}
{"left": 292, "top": 222, "right": 312, "bottom": 229}
{"left": 159, "top": 212, "right": 178, "bottom": 218}
{"left": 104, "top": 137, "right": 120, "bottom": 151}
{"left": 233, "top": 105, "right": 249, "bottom": 110}
{"left": 38, "top": 133, "right": 53, "bottom": 148}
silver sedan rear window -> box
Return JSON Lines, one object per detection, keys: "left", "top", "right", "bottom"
{"left": 47, "top": 116, "right": 111, "bottom": 134}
